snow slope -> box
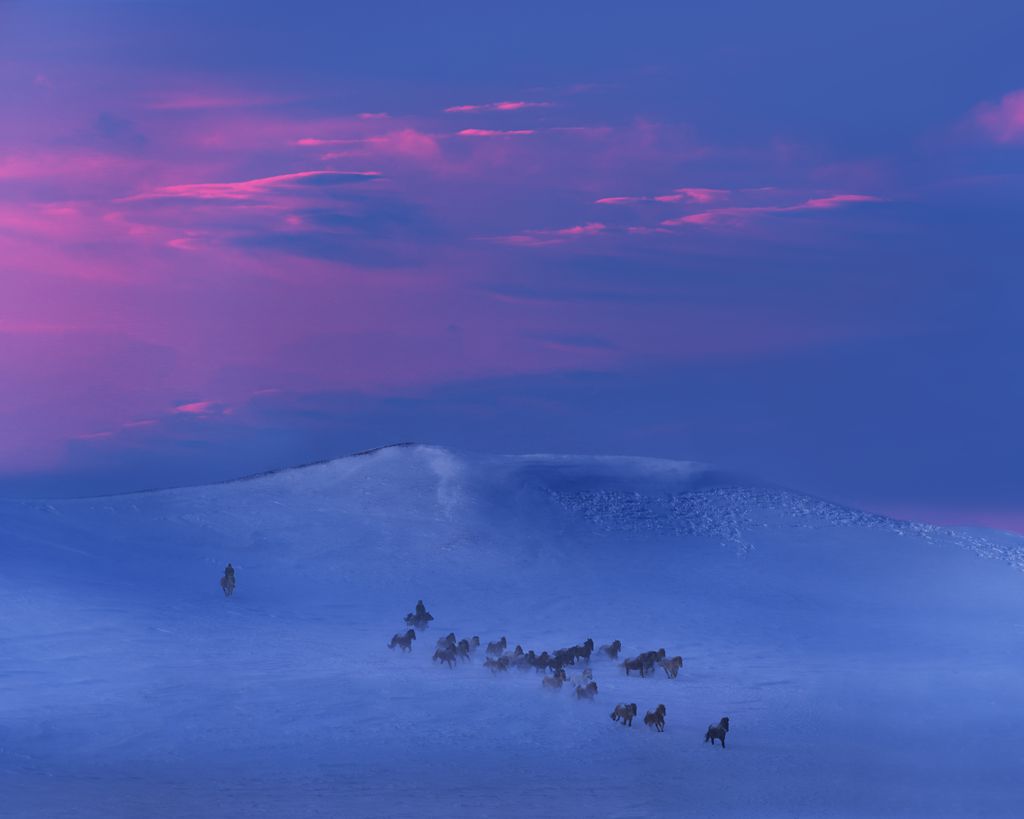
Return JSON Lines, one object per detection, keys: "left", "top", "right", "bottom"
{"left": 2, "top": 444, "right": 1022, "bottom": 818}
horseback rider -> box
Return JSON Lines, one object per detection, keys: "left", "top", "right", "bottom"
{"left": 415, "top": 599, "right": 427, "bottom": 617}
{"left": 224, "top": 563, "right": 235, "bottom": 581}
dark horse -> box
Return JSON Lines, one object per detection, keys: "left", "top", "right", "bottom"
{"left": 220, "top": 573, "right": 235, "bottom": 597}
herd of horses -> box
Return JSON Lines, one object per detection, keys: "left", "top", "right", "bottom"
{"left": 388, "top": 600, "right": 730, "bottom": 747}
{"left": 218, "top": 574, "right": 728, "bottom": 744}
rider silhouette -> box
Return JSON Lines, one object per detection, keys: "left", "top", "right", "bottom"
{"left": 224, "top": 563, "right": 235, "bottom": 581}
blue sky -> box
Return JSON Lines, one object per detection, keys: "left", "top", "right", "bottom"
{"left": 1, "top": 0, "right": 1022, "bottom": 529}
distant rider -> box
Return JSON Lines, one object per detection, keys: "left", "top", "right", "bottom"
{"left": 224, "top": 563, "right": 235, "bottom": 582}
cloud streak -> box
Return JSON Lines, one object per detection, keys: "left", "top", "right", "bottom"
{"left": 444, "top": 101, "right": 552, "bottom": 113}
{"left": 491, "top": 222, "right": 606, "bottom": 247}
{"left": 597, "top": 187, "right": 728, "bottom": 205}
{"left": 661, "top": 193, "right": 881, "bottom": 227}
{"left": 125, "top": 170, "right": 381, "bottom": 202}
{"left": 457, "top": 129, "right": 535, "bottom": 137}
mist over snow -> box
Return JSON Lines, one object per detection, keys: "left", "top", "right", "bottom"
{"left": 2, "top": 444, "right": 1023, "bottom": 818}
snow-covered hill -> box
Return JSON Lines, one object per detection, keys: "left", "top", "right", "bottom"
{"left": 2, "top": 445, "right": 1022, "bottom": 818}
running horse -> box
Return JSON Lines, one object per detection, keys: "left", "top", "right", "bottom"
{"left": 220, "top": 572, "right": 236, "bottom": 597}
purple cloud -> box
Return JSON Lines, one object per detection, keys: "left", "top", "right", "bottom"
{"left": 969, "top": 89, "right": 1024, "bottom": 144}
{"left": 444, "top": 101, "right": 553, "bottom": 113}
{"left": 490, "top": 222, "right": 606, "bottom": 247}
{"left": 125, "top": 170, "right": 381, "bottom": 202}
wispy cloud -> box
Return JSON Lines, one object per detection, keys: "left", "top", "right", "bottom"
{"left": 313, "top": 129, "right": 442, "bottom": 161}
{"left": 662, "top": 193, "right": 880, "bottom": 227}
{"left": 491, "top": 222, "right": 606, "bottom": 247}
{"left": 596, "top": 187, "right": 728, "bottom": 205}
{"left": 125, "top": 170, "right": 380, "bottom": 202}
{"left": 444, "top": 101, "right": 552, "bottom": 113}
{"left": 174, "top": 400, "right": 229, "bottom": 415}
{"left": 457, "top": 129, "right": 535, "bottom": 138}
{"left": 969, "top": 89, "right": 1024, "bottom": 144}
{"left": 74, "top": 430, "right": 114, "bottom": 441}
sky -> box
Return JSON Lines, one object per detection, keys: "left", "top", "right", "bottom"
{"left": 1, "top": 0, "right": 1022, "bottom": 530}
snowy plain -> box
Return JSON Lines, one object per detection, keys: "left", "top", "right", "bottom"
{"left": 2, "top": 444, "right": 1023, "bottom": 818}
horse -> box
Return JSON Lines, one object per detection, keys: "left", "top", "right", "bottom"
{"left": 542, "top": 668, "right": 567, "bottom": 690}
{"left": 599, "top": 640, "right": 622, "bottom": 660}
{"left": 610, "top": 703, "right": 638, "bottom": 726}
{"left": 575, "top": 681, "right": 599, "bottom": 700}
{"left": 483, "top": 656, "right": 510, "bottom": 673}
{"left": 637, "top": 649, "right": 666, "bottom": 675}
{"left": 573, "top": 638, "right": 594, "bottom": 664}
{"left": 705, "top": 717, "right": 730, "bottom": 747}
{"left": 388, "top": 629, "right": 417, "bottom": 651}
{"left": 623, "top": 657, "right": 646, "bottom": 677}
{"left": 659, "top": 656, "right": 684, "bottom": 678}
{"left": 220, "top": 574, "right": 235, "bottom": 597}
{"left": 436, "top": 632, "right": 457, "bottom": 650}
{"left": 644, "top": 704, "right": 667, "bottom": 732}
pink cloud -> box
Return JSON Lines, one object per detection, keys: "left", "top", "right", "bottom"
{"left": 970, "top": 89, "right": 1024, "bottom": 144}
{"left": 801, "top": 194, "right": 879, "bottom": 209}
{"left": 295, "top": 138, "right": 346, "bottom": 146}
{"left": 444, "top": 101, "right": 552, "bottom": 113}
{"left": 656, "top": 187, "right": 728, "bottom": 204}
{"left": 457, "top": 129, "right": 535, "bottom": 137}
{"left": 365, "top": 129, "right": 440, "bottom": 158}
{"left": 124, "top": 170, "right": 380, "bottom": 202}
{"left": 313, "top": 129, "right": 442, "bottom": 161}
{"left": 75, "top": 430, "right": 114, "bottom": 441}
{"left": 492, "top": 222, "right": 606, "bottom": 247}
{"left": 662, "top": 193, "right": 880, "bottom": 228}
{"left": 597, "top": 187, "right": 728, "bottom": 205}
{"left": 0, "top": 77, "right": 909, "bottom": 477}
{"left": 174, "top": 401, "right": 223, "bottom": 415}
